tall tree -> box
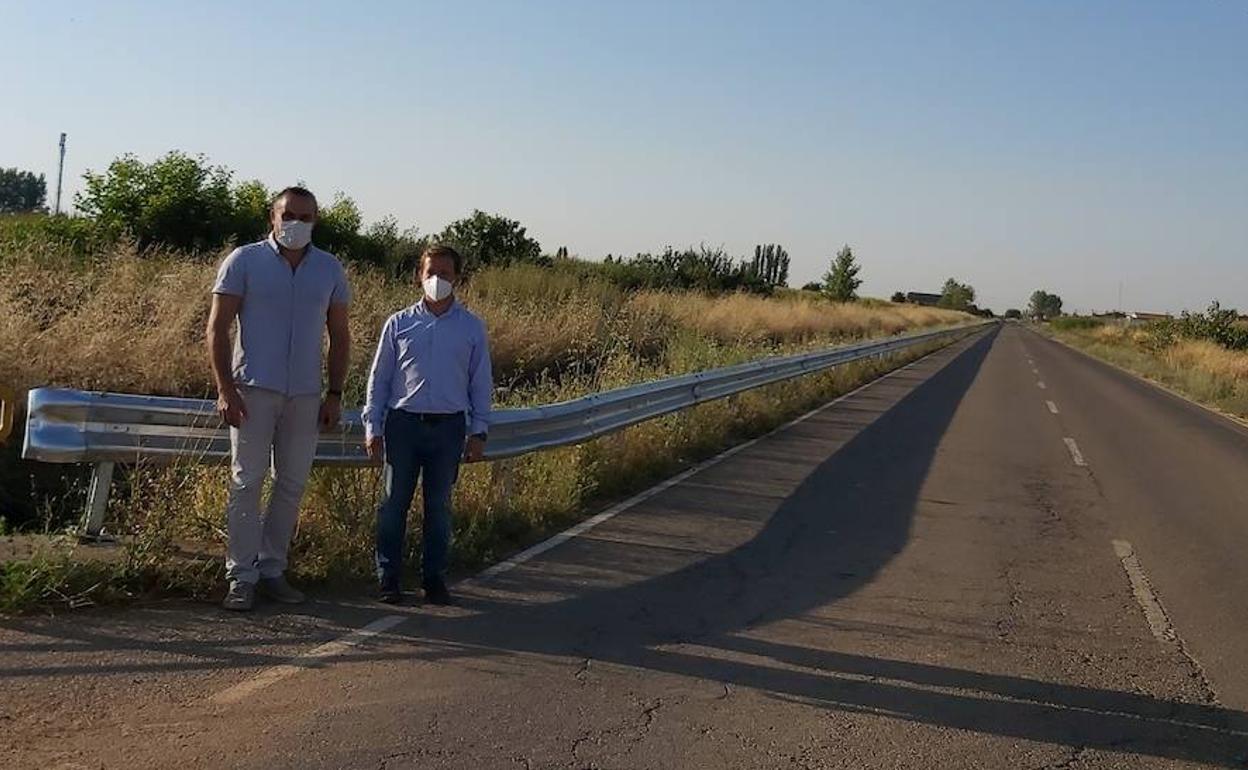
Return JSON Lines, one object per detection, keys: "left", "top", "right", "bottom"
{"left": 938, "top": 278, "right": 976, "bottom": 311}
{"left": 438, "top": 210, "right": 545, "bottom": 271}
{"left": 1029, "top": 290, "right": 1063, "bottom": 320}
{"left": 0, "top": 168, "right": 48, "bottom": 213}
{"left": 750, "top": 244, "right": 790, "bottom": 288}
{"left": 76, "top": 151, "right": 238, "bottom": 250}
{"left": 823, "top": 245, "right": 862, "bottom": 301}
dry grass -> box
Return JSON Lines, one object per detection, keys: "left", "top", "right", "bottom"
{"left": 1080, "top": 322, "right": 1248, "bottom": 382}
{"left": 0, "top": 243, "right": 215, "bottom": 395}
{"left": 1163, "top": 339, "right": 1248, "bottom": 381}
{"left": 624, "top": 291, "right": 963, "bottom": 346}
{"left": 1054, "top": 324, "right": 1248, "bottom": 419}
{"left": 0, "top": 235, "right": 972, "bottom": 611}
{"left": 0, "top": 241, "right": 967, "bottom": 399}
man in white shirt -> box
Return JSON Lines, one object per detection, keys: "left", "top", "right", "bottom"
{"left": 207, "top": 186, "right": 352, "bottom": 611}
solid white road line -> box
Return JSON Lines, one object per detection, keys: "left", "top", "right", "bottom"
{"left": 1046, "top": 400, "right": 1059, "bottom": 414}
{"left": 475, "top": 342, "right": 948, "bottom": 582}
{"left": 1041, "top": 329, "right": 1248, "bottom": 433}
{"left": 1063, "top": 437, "right": 1087, "bottom": 466}
{"left": 208, "top": 614, "right": 407, "bottom": 705}
{"left": 207, "top": 332, "right": 982, "bottom": 705}
{"left": 1112, "top": 540, "right": 1176, "bottom": 644}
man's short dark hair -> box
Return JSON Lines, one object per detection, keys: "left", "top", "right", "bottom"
{"left": 270, "top": 186, "right": 318, "bottom": 213}
{"left": 421, "top": 243, "right": 463, "bottom": 275}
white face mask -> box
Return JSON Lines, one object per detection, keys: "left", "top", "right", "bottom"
{"left": 275, "top": 219, "right": 314, "bottom": 250}
{"left": 422, "top": 275, "right": 454, "bottom": 302}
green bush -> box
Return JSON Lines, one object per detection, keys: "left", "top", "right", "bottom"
{"left": 1162, "top": 302, "right": 1248, "bottom": 351}
{"left": 76, "top": 151, "right": 259, "bottom": 251}
{"left": 438, "top": 209, "right": 546, "bottom": 271}
{"left": 0, "top": 212, "right": 108, "bottom": 257}
{"left": 593, "top": 246, "right": 773, "bottom": 294}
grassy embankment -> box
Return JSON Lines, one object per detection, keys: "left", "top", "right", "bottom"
{"left": 0, "top": 236, "right": 969, "bottom": 613}
{"left": 1049, "top": 318, "right": 1248, "bottom": 420}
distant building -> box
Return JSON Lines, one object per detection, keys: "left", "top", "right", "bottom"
{"left": 905, "top": 292, "right": 942, "bottom": 307}
{"left": 1125, "top": 311, "right": 1172, "bottom": 327}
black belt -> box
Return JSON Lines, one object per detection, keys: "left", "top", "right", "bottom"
{"left": 397, "top": 410, "right": 464, "bottom": 424}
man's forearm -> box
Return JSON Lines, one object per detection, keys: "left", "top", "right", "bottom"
{"left": 208, "top": 328, "right": 235, "bottom": 394}
{"left": 327, "top": 333, "right": 350, "bottom": 393}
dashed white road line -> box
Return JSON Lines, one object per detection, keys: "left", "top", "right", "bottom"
{"left": 1063, "top": 437, "right": 1087, "bottom": 466}
{"left": 1046, "top": 400, "right": 1059, "bottom": 414}
{"left": 1112, "top": 540, "right": 1177, "bottom": 644}
{"left": 1037, "top": 381, "right": 1047, "bottom": 390}
{"left": 208, "top": 614, "right": 408, "bottom": 705}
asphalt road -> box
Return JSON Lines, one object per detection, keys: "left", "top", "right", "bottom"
{"left": 3, "top": 323, "right": 1248, "bottom": 769}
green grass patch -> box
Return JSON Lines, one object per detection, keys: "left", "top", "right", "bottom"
{"left": 1049, "top": 316, "right": 1105, "bottom": 332}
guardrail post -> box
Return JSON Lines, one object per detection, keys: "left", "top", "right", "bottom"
{"left": 79, "top": 461, "right": 115, "bottom": 541}
{"left": 0, "top": 383, "right": 14, "bottom": 446}
{"left": 491, "top": 457, "right": 518, "bottom": 504}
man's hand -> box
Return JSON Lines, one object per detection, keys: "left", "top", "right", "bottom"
{"left": 366, "top": 436, "right": 384, "bottom": 464}
{"left": 319, "top": 394, "right": 342, "bottom": 431}
{"left": 464, "top": 434, "right": 486, "bottom": 463}
{"left": 216, "top": 386, "right": 248, "bottom": 428}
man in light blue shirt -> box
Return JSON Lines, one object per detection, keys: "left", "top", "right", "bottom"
{"left": 364, "top": 243, "right": 492, "bottom": 605}
{"left": 208, "top": 186, "right": 351, "bottom": 611}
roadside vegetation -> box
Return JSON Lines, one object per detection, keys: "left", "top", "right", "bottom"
{"left": 0, "top": 152, "right": 971, "bottom": 613}
{"left": 1048, "top": 302, "right": 1248, "bottom": 421}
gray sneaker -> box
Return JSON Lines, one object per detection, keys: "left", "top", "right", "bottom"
{"left": 222, "top": 580, "right": 256, "bottom": 611}
{"left": 258, "top": 575, "right": 306, "bottom": 604}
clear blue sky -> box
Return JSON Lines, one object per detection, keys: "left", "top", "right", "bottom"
{"left": 4, "top": 1, "right": 1246, "bottom": 313}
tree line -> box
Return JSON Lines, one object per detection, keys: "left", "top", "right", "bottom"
{"left": 0, "top": 168, "right": 47, "bottom": 214}
{"left": 2, "top": 150, "right": 986, "bottom": 306}
{"left": 2, "top": 152, "right": 801, "bottom": 294}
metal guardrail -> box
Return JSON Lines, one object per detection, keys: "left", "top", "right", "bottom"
{"left": 23, "top": 322, "right": 989, "bottom": 537}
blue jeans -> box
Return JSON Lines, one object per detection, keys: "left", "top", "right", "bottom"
{"left": 375, "top": 410, "right": 466, "bottom": 590}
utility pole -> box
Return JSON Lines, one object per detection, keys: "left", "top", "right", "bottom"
{"left": 1118, "top": 281, "right": 1123, "bottom": 314}
{"left": 54, "top": 132, "right": 67, "bottom": 215}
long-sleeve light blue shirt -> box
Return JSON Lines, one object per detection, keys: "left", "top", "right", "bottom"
{"left": 363, "top": 299, "right": 493, "bottom": 441}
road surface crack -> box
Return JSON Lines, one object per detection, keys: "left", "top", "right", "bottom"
{"left": 995, "top": 561, "right": 1023, "bottom": 642}
{"left": 568, "top": 697, "right": 666, "bottom": 765}
{"left": 638, "top": 698, "right": 663, "bottom": 735}
{"left": 1035, "top": 745, "right": 1089, "bottom": 769}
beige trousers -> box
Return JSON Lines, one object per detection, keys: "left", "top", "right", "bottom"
{"left": 224, "top": 386, "right": 320, "bottom": 584}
